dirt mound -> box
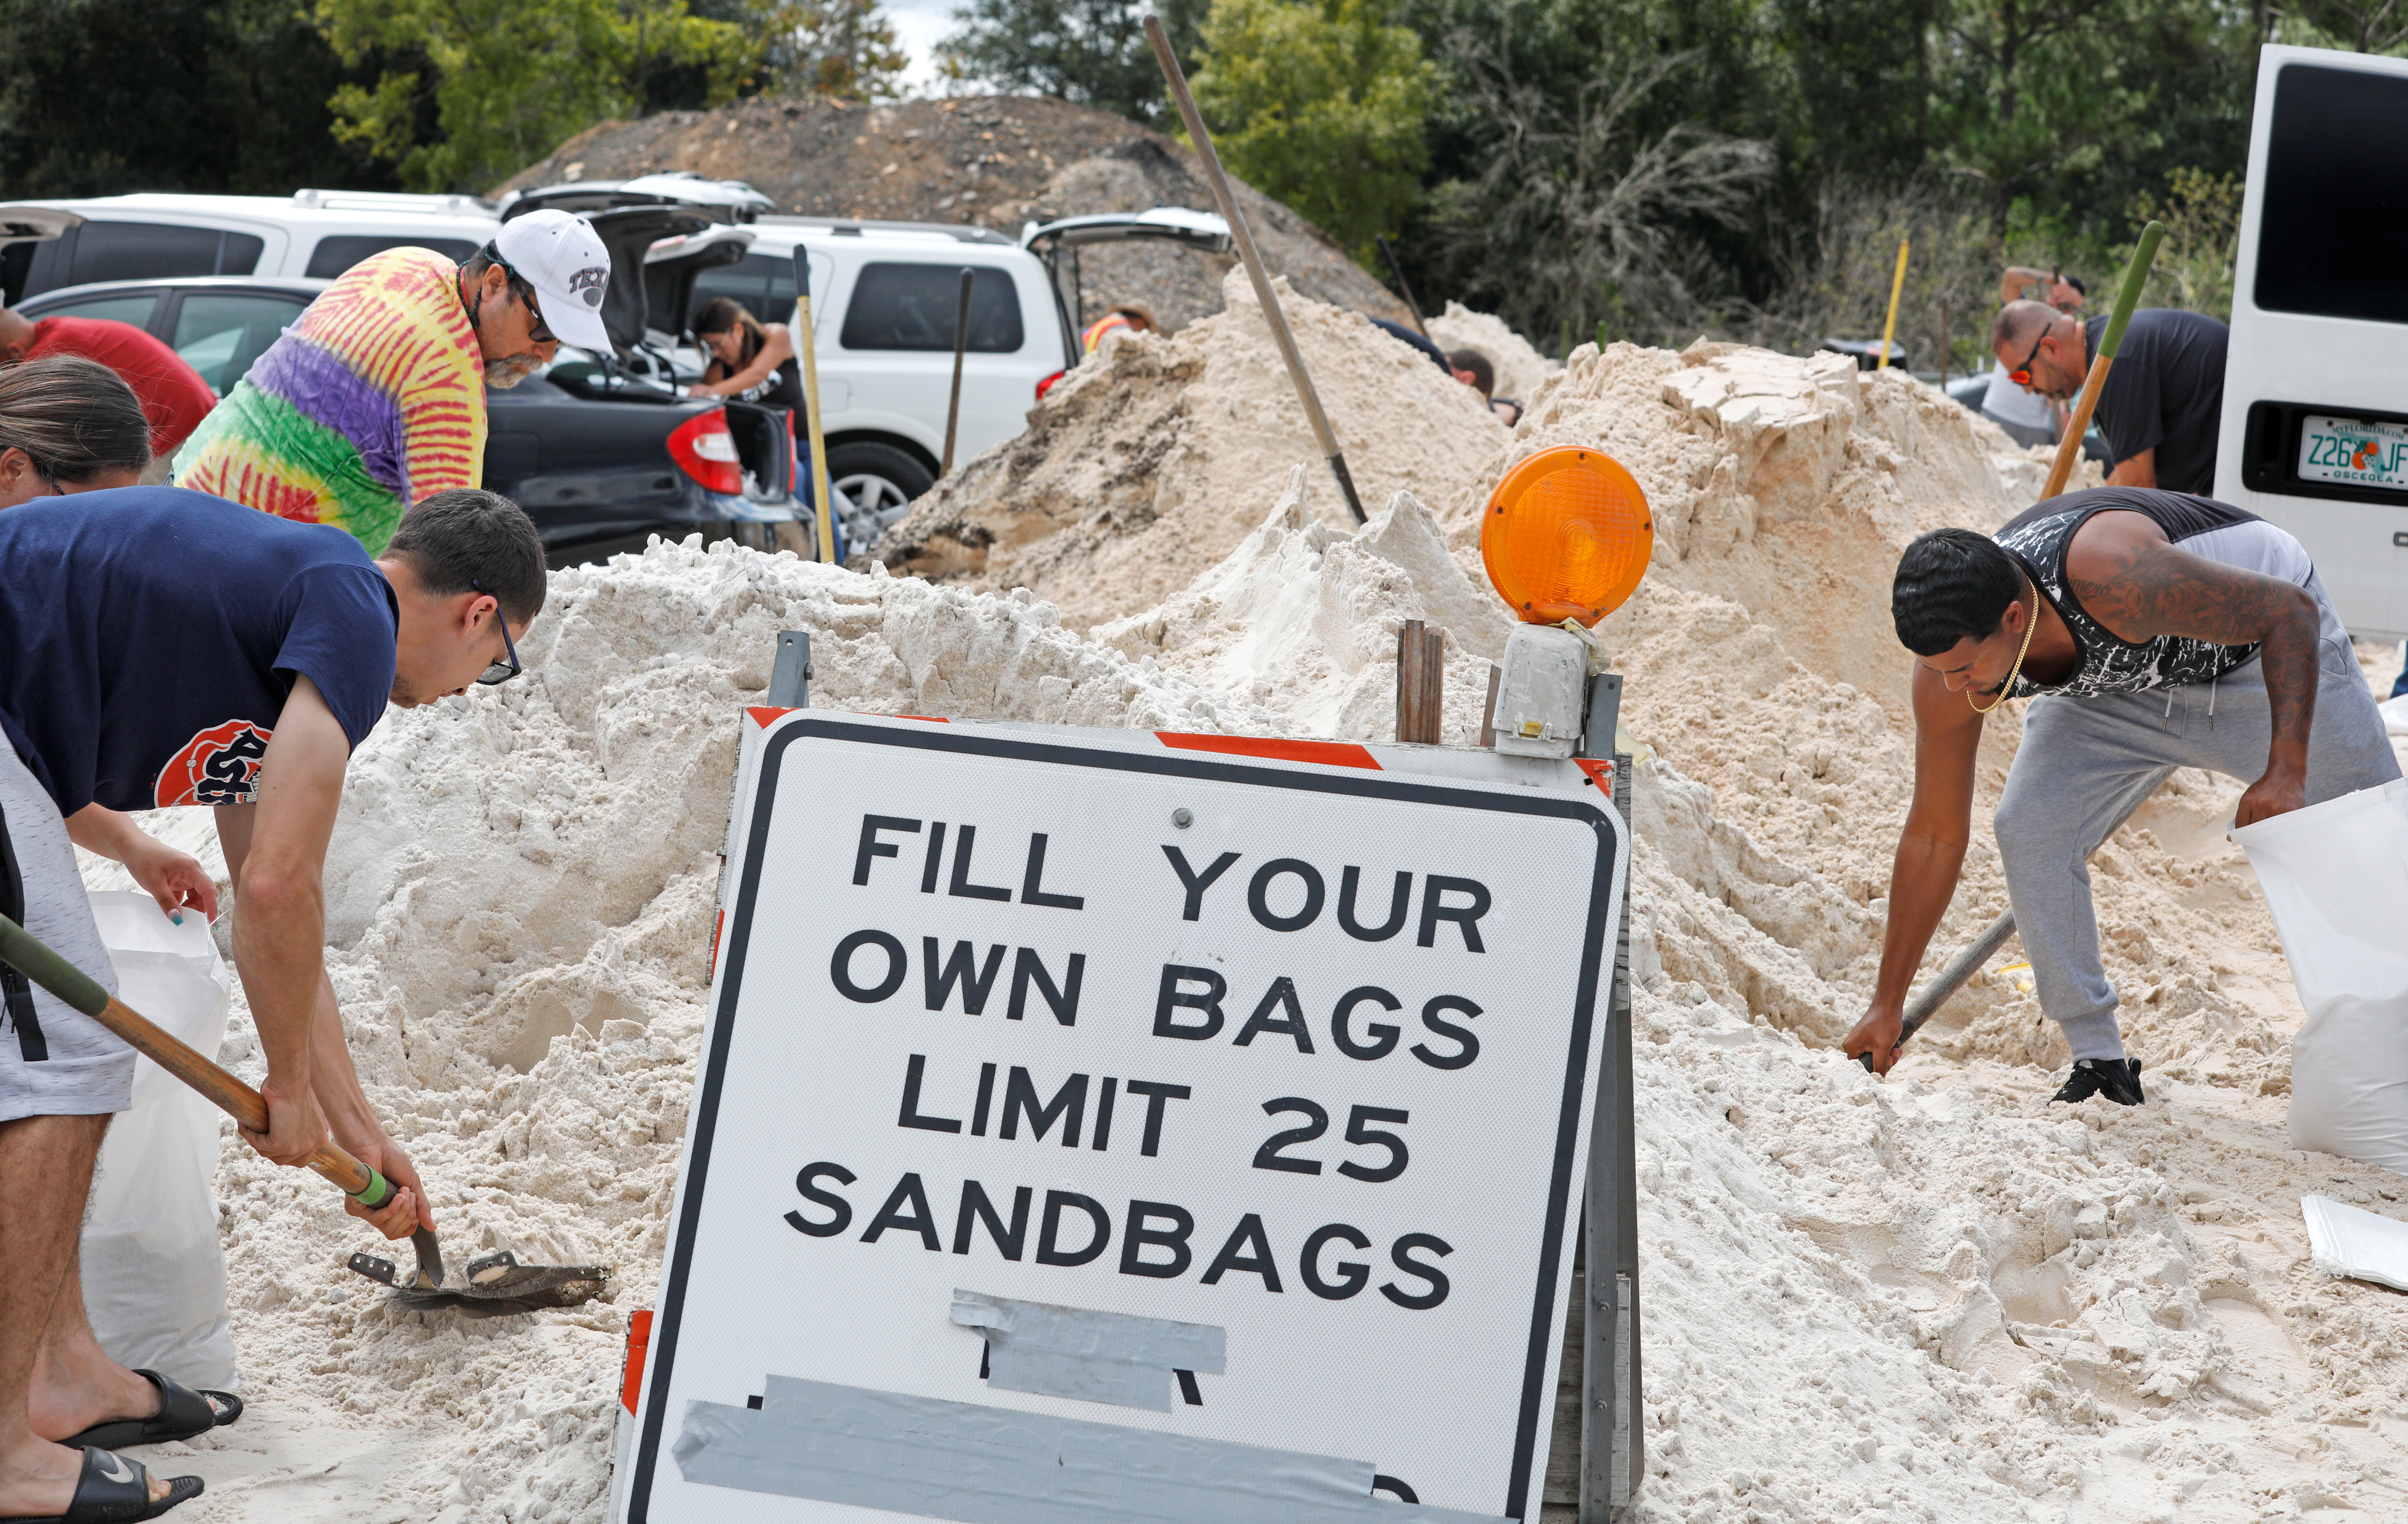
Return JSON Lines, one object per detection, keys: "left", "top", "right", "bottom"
{"left": 495, "top": 94, "right": 1406, "bottom": 336}
{"left": 873, "top": 268, "right": 1510, "bottom": 633}
{"left": 1423, "top": 301, "right": 1559, "bottom": 405}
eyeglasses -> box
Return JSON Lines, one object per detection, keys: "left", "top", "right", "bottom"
{"left": 471, "top": 579, "right": 522, "bottom": 686}
{"left": 2005, "top": 329, "right": 2050, "bottom": 388}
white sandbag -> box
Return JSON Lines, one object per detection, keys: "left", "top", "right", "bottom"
{"left": 78, "top": 891, "right": 238, "bottom": 1390}
{"left": 2232, "top": 777, "right": 2408, "bottom": 1173}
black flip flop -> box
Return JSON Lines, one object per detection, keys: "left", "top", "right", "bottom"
{"left": 57, "top": 1371, "right": 230, "bottom": 1452}
{"left": 0, "top": 1445, "right": 202, "bottom": 1523}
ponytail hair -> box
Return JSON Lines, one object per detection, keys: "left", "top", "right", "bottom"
{"left": 0, "top": 355, "right": 153, "bottom": 486}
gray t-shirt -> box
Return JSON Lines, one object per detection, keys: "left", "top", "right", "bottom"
{"left": 2082, "top": 309, "right": 2228, "bottom": 493}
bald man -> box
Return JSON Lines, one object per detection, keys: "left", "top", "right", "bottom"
{"left": 1991, "top": 301, "right": 2228, "bottom": 493}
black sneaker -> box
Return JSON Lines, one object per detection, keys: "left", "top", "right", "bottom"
{"left": 2051, "top": 1057, "right": 2144, "bottom": 1106}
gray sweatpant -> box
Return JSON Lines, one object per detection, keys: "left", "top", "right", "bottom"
{"left": 1996, "top": 579, "right": 2400, "bottom": 1062}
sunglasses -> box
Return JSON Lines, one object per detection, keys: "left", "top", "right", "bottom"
{"left": 510, "top": 276, "right": 557, "bottom": 346}
{"left": 471, "top": 579, "right": 522, "bottom": 686}
{"left": 2005, "top": 328, "right": 2049, "bottom": 388}
{"left": 487, "top": 253, "right": 558, "bottom": 345}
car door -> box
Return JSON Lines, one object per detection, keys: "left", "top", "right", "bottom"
{"left": 833, "top": 256, "right": 1042, "bottom": 464}
{"left": 162, "top": 289, "right": 311, "bottom": 396}
{"left": 15, "top": 289, "right": 168, "bottom": 333}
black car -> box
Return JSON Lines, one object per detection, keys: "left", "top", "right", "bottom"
{"left": 7, "top": 210, "right": 818, "bottom": 561}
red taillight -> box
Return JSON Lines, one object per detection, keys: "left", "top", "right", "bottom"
{"left": 1036, "top": 369, "right": 1066, "bottom": 401}
{"left": 667, "top": 409, "right": 744, "bottom": 494}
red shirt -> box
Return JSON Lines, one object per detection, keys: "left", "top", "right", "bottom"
{"left": 28, "top": 317, "right": 218, "bottom": 457}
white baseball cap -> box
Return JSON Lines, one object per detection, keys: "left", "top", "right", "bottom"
{"left": 492, "top": 209, "right": 614, "bottom": 351}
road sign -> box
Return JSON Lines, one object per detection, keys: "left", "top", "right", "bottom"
{"left": 620, "top": 712, "right": 1629, "bottom": 1524}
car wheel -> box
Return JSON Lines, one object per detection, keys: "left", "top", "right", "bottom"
{"left": 824, "top": 442, "right": 934, "bottom": 552}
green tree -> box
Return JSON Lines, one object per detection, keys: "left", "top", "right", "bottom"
{"left": 758, "top": 0, "right": 909, "bottom": 98}
{"left": 2123, "top": 165, "right": 2240, "bottom": 320}
{"left": 938, "top": 0, "right": 1208, "bottom": 124}
{"left": 1926, "top": 0, "right": 2230, "bottom": 248}
{"left": 1411, "top": 6, "right": 1774, "bottom": 347}
{"left": 315, "top": 0, "right": 752, "bottom": 192}
{"left": 2276, "top": 0, "right": 2408, "bottom": 53}
{"left": 0, "top": 0, "right": 402, "bottom": 197}
{"left": 1186, "top": 0, "right": 1435, "bottom": 265}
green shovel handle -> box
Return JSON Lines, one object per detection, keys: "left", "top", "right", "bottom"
{"left": 2097, "top": 221, "right": 2165, "bottom": 360}
{"left": 0, "top": 911, "right": 394, "bottom": 1209}
{"left": 0, "top": 911, "right": 108, "bottom": 1015}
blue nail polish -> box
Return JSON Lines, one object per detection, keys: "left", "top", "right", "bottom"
{"left": 172, "top": 913, "right": 184, "bottom": 925}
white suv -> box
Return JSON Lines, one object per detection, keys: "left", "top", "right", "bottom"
{"left": 0, "top": 190, "right": 502, "bottom": 303}
{"left": 507, "top": 182, "right": 1229, "bottom": 549}
{"left": 2, "top": 181, "right": 1230, "bottom": 554}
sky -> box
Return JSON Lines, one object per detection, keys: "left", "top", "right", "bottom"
{"left": 880, "top": 0, "right": 959, "bottom": 93}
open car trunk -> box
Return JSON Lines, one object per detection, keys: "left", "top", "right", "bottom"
{"left": 0, "top": 204, "right": 83, "bottom": 306}
{"left": 557, "top": 207, "right": 794, "bottom": 501}
{"left": 1018, "top": 207, "right": 1234, "bottom": 360}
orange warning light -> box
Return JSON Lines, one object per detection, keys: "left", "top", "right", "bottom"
{"left": 1481, "top": 446, "right": 1653, "bottom": 627}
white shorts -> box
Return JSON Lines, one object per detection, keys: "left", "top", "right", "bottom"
{"left": 0, "top": 742, "right": 126, "bottom": 1121}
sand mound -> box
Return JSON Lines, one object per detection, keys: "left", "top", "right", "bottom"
{"left": 1423, "top": 302, "right": 1559, "bottom": 406}
{"left": 873, "top": 268, "right": 1511, "bottom": 634}
{"left": 81, "top": 342, "right": 2408, "bottom": 1523}
{"left": 1096, "top": 467, "right": 1513, "bottom": 743}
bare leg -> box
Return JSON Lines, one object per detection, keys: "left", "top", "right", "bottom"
{"left": 30, "top": 1231, "right": 161, "bottom": 1441}
{"left": 0, "top": 1114, "right": 167, "bottom": 1515}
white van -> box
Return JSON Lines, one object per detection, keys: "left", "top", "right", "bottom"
{"left": 0, "top": 190, "right": 501, "bottom": 306}
{"left": 2216, "top": 44, "right": 2408, "bottom": 641}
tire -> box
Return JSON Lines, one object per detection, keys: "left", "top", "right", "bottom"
{"left": 824, "top": 441, "right": 934, "bottom": 553}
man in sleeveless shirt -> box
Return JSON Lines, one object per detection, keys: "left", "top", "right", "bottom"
{"left": 1843, "top": 486, "right": 2398, "bottom": 1104}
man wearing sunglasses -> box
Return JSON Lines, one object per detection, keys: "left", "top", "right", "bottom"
{"left": 0, "top": 480, "right": 541, "bottom": 1520}
{"left": 1989, "top": 298, "right": 2229, "bottom": 494}
{"left": 177, "top": 209, "right": 614, "bottom": 557}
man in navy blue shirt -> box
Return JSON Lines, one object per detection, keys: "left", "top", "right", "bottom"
{"left": 0, "top": 483, "right": 545, "bottom": 1520}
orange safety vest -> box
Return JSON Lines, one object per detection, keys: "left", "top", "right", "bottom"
{"left": 1081, "top": 312, "right": 1141, "bottom": 355}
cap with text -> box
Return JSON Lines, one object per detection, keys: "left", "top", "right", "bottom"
{"left": 493, "top": 209, "right": 614, "bottom": 352}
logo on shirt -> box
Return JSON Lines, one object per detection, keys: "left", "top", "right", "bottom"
{"left": 155, "top": 720, "right": 272, "bottom": 808}
{"left": 568, "top": 265, "right": 609, "bottom": 307}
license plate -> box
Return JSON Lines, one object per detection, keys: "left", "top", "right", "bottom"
{"left": 2297, "top": 414, "right": 2408, "bottom": 489}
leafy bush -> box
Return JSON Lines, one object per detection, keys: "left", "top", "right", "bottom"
{"left": 1187, "top": 0, "right": 1436, "bottom": 267}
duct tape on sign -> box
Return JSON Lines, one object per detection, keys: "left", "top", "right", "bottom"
{"left": 622, "top": 711, "right": 1629, "bottom": 1524}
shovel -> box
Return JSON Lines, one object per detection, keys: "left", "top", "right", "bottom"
{"left": 0, "top": 911, "right": 607, "bottom": 1316}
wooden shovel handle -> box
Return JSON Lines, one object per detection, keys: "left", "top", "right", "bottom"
{"left": 0, "top": 912, "right": 394, "bottom": 1209}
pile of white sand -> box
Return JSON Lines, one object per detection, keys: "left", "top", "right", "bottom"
{"left": 85, "top": 339, "right": 2408, "bottom": 1523}
{"left": 872, "top": 269, "right": 1512, "bottom": 634}
{"left": 1423, "top": 302, "right": 1560, "bottom": 408}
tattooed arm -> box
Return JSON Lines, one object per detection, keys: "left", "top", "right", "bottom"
{"left": 2066, "top": 510, "right": 2321, "bottom": 826}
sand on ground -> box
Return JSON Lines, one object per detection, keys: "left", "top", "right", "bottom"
{"left": 74, "top": 311, "right": 2408, "bottom": 1524}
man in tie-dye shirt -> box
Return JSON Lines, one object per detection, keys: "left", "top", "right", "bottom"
{"left": 177, "top": 210, "right": 614, "bottom": 553}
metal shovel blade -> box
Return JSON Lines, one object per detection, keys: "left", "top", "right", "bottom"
{"left": 347, "top": 1247, "right": 612, "bottom": 1317}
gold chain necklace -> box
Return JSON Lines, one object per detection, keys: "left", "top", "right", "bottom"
{"left": 1967, "top": 576, "right": 2038, "bottom": 715}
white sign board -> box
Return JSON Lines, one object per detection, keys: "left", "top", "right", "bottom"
{"left": 620, "top": 712, "right": 1626, "bottom": 1524}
